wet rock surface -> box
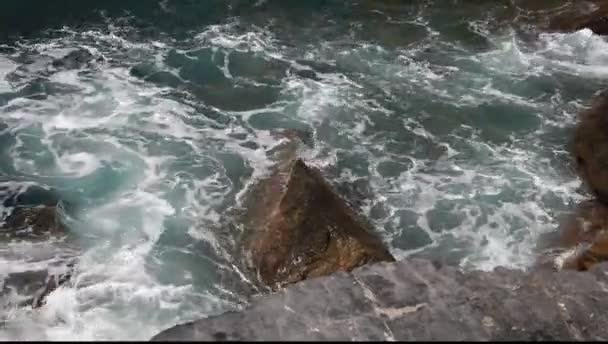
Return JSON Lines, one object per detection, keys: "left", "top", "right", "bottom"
{"left": 574, "top": 90, "right": 608, "bottom": 203}
{"left": 537, "top": 88, "right": 608, "bottom": 272}
{"left": 236, "top": 134, "right": 394, "bottom": 288}
{"left": 535, "top": 200, "right": 608, "bottom": 271}
{"left": 0, "top": 238, "right": 78, "bottom": 310}
{"left": 547, "top": 0, "right": 608, "bottom": 35}
{"left": 0, "top": 205, "right": 67, "bottom": 241}
{"left": 151, "top": 258, "right": 608, "bottom": 341}
{"left": 0, "top": 186, "right": 76, "bottom": 309}
{"left": 1, "top": 261, "right": 75, "bottom": 308}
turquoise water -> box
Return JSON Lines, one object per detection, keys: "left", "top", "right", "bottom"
{"left": 0, "top": 0, "right": 606, "bottom": 340}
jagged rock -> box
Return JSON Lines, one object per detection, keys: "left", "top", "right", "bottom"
{"left": 574, "top": 90, "right": 608, "bottom": 203}
{"left": 151, "top": 258, "right": 608, "bottom": 341}
{"left": 237, "top": 134, "right": 394, "bottom": 289}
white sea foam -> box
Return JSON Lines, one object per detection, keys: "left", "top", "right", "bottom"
{"left": 0, "top": 28, "right": 247, "bottom": 340}
{"left": 1, "top": 5, "right": 606, "bottom": 340}
{"left": 0, "top": 56, "right": 17, "bottom": 93}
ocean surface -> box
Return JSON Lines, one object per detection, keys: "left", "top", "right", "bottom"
{"left": 0, "top": 0, "right": 605, "bottom": 340}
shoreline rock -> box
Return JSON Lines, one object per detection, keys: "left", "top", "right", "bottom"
{"left": 1, "top": 187, "right": 76, "bottom": 308}
{"left": 574, "top": 90, "right": 608, "bottom": 204}
{"left": 1, "top": 262, "right": 75, "bottom": 309}
{"left": 537, "top": 200, "right": 608, "bottom": 271}
{"left": 548, "top": 1, "right": 608, "bottom": 36}
{"left": 539, "top": 88, "right": 608, "bottom": 272}
{"left": 151, "top": 258, "right": 608, "bottom": 341}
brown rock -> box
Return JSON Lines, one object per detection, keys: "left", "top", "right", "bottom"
{"left": 237, "top": 137, "right": 394, "bottom": 289}
{"left": 574, "top": 90, "right": 608, "bottom": 203}
{"left": 536, "top": 200, "right": 608, "bottom": 271}
{"left": 548, "top": 0, "right": 608, "bottom": 35}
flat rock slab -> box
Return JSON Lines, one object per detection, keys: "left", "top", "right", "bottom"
{"left": 152, "top": 259, "right": 608, "bottom": 341}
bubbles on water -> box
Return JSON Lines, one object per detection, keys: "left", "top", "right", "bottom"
{"left": 0, "top": 2, "right": 605, "bottom": 340}
{"left": 0, "top": 56, "right": 17, "bottom": 93}
{"left": 0, "top": 24, "right": 261, "bottom": 340}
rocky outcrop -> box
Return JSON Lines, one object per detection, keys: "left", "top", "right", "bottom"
{"left": 151, "top": 258, "right": 608, "bottom": 341}
{"left": 542, "top": 90, "right": 608, "bottom": 271}
{"left": 154, "top": 71, "right": 608, "bottom": 341}
{"left": 548, "top": 0, "right": 608, "bottom": 35}
{"left": 236, "top": 132, "right": 394, "bottom": 289}
{"left": 1, "top": 262, "right": 75, "bottom": 308}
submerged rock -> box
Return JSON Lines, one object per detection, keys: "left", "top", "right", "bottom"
{"left": 0, "top": 205, "right": 67, "bottom": 241}
{"left": 1, "top": 262, "right": 74, "bottom": 308}
{"left": 574, "top": 90, "right": 608, "bottom": 203}
{"left": 51, "top": 48, "right": 100, "bottom": 70}
{"left": 0, "top": 187, "right": 75, "bottom": 308}
{"left": 151, "top": 258, "right": 608, "bottom": 341}
{"left": 237, "top": 133, "right": 394, "bottom": 289}
{"left": 538, "top": 200, "right": 608, "bottom": 271}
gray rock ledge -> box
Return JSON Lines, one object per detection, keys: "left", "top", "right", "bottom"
{"left": 151, "top": 258, "right": 608, "bottom": 341}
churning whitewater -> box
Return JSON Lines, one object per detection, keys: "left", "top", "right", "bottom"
{"left": 0, "top": 1, "right": 605, "bottom": 340}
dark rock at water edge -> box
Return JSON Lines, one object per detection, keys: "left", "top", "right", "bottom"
{"left": 0, "top": 205, "right": 67, "bottom": 241}
{"left": 536, "top": 199, "right": 608, "bottom": 271}
{"left": 1, "top": 262, "right": 75, "bottom": 309}
{"left": 535, "top": 87, "right": 608, "bottom": 271}
{"left": 548, "top": 0, "right": 608, "bottom": 36}
{"left": 51, "top": 48, "right": 101, "bottom": 70}
{"left": 574, "top": 89, "right": 608, "bottom": 204}
{"left": 151, "top": 258, "right": 608, "bottom": 341}
{"left": 1, "top": 193, "right": 75, "bottom": 308}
